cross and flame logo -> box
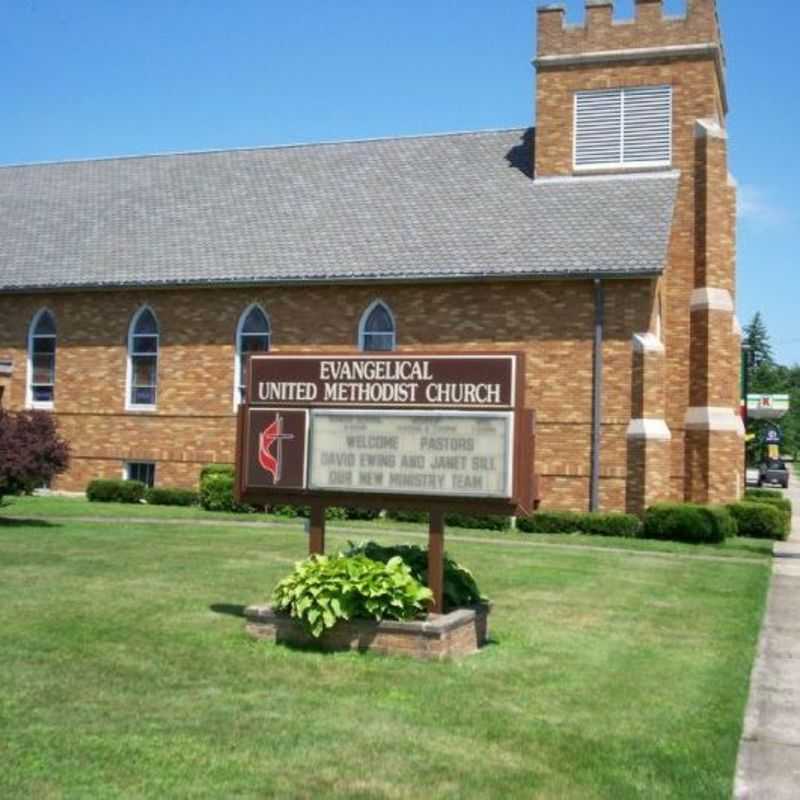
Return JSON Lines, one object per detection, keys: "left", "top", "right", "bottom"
{"left": 258, "top": 413, "right": 295, "bottom": 483}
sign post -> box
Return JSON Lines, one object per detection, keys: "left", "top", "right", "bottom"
{"left": 235, "top": 352, "right": 538, "bottom": 614}
{"left": 428, "top": 510, "right": 445, "bottom": 614}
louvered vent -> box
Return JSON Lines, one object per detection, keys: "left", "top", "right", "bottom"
{"left": 574, "top": 85, "right": 672, "bottom": 170}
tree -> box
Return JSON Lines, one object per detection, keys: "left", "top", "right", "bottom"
{"left": 744, "top": 312, "right": 774, "bottom": 368}
{"left": 0, "top": 409, "right": 70, "bottom": 501}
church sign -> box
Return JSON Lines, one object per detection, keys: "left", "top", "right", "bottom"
{"left": 235, "top": 354, "right": 536, "bottom": 515}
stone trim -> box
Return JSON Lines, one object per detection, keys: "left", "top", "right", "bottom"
{"left": 632, "top": 332, "right": 665, "bottom": 354}
{"left": 536, "top": 170, "right": 680, "bottom": 185}
{"left": 627, "top": 418, "right": 671, "bottom": 440}
{"left": 690, "top": 287, "right": 734, "bottom": 313}
{"left": 685, "top": 406, "right": 743, "bottom": 433}
{"left": 695, "top": 118, "right": 727, "bottom": 140}
{"left": 732, "top": 315, "right": 742, "bottom": 337}
{"left": 535, "top": 42, "right": 720, "bottom": 68}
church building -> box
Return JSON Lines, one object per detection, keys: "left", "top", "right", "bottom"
{"left": 0, "top": 0, "right": 743, "bottom": 513}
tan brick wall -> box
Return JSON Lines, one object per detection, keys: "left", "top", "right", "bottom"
{"left": 0, "top": 278, "right": 654, "bottom": 509}
{"left": 626, "top": 437, "right": 671, "bottom": 515}
{"left": 685, "top": 429, "right": 743, "bottom": 504}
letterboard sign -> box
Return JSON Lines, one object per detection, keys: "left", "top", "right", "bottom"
{"left": 235, "top": 353, "right": 536, "bottom": 515}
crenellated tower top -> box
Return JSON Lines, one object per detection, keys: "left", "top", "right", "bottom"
{"left": 537, "top": 1, "right": 724, "bottom": 64}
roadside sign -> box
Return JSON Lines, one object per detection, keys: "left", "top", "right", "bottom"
{"left": 236, "top": 353, "right": 537, "bottom": 517}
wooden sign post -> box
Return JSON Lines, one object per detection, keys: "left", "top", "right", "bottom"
{"left": 235, "top": 353, "right": 538, "bottom": 615}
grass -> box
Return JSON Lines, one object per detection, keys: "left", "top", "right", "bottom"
{"left": 0, "top": 513, "right": 770, "bottom": 798}
{"left": 0, "top": 494, "right": 776, "bottom": 561}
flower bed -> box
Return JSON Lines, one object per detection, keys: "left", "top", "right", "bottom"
{"left": 245, "top": 603, "right": 490, "bottom": 660}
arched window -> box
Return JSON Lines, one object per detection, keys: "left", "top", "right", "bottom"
{"left": 235, "top": 304, "right": 271, "bottom": 405}
{"left": 359, "top": 301, "right": 396, "bottom": 352}
{"left": 27, "top": 309, "right": 57, "bottom": 408}
{"left": 126, "top": 306, "right": 159, "bottom": 409}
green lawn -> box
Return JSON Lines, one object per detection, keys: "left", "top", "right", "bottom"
{"left": 0, "top": 494, "right": 775, "bottom": 561}
{"left": 0, "top": 514, "right": 769, "bottom": 799}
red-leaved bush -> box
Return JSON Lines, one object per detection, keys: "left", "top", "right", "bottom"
{"left": 0, "top": 409, "right": 70, "bottom": 500}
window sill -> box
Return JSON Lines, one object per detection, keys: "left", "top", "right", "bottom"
{"left": 573, "top": 162, "right": 672, "bottom": 175}
{"left": 125, "top": 405, "right": 158, "bottom": 414}
{"left": 28, "top": 401, "right": 55, "bottom": 411}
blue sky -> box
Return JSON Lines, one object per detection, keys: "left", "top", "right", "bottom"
{"left": 2, "top": 1, "right": 797, "bottom": 362}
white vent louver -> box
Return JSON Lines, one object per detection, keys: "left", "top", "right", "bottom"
{"left": 574, "top": 85, "right": 672, "bottom": 169}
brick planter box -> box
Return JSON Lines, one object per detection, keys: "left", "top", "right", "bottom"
{"left": 244, "top": 603, "right": 490, "bottom": 660}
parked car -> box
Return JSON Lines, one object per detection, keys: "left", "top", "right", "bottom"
{"left": 759, "top": 459, "right": 790, "bottom": 489}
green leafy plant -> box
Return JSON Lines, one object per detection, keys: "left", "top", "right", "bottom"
{"left": 268, "top": 505, "right": 349, "bottom": 521}
{"left": 517, "top": 511, "right": 642, "bottom": 538}
{"left": 727, "top": 502, "right": 787, "bottom": 541}
{"left": 145, "top": 487, "right": 199, "bottom": 507}
{"left": 86, "top": 479, "right": 146, "bottom": 504}
{"left": 198, "top": 473, "right": 254, "bottom": 513}
{"left": 272, "top": 554, "right": 433, "bottom": 638}
{"left": 642, "top": 503, "right": 735, "bottom": 544}
{"left": 344, "top": 507, "right": 382, "bottom": 521}
{"left": 343, "top": 540, "right": 485, "bottom": 611}
{"left": 199, "top": 463, "right": 235, "bottom": 481}
{"left": 744, "top": 490, "right": 792, "bottom": 530}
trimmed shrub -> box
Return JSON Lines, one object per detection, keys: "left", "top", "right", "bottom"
{"left": 727, "top": 502, "right": 787, "bottom": 541}
{"left": 517, "top": 511, "right": 641, "bottom": 538}
{"left": 272, "top": 554, "right": 432, "bottom": 637}
{"left": 145, "top": 487, "right": 198, "bottom": 507}
{"left": 642, "top": 503, "right": 734, "bottom": 544}
{"left": 199, "top": 473, "right": 253, "bottom": 513}
{"left": 706, "top": 505, "right": 738, "bottom": 540}
{"left": 199, "top": 463, "right": 235, "bottom": 481}
{"left": 87, "top": 479, "right": 146, "bottom": 504}
{"left": 444, "top": 513, "right": 511, "bottom": 531}
{"left": 386, "top": 509, "right": 428, "bottom": 524}
{"left": 516, "top": 511, "right": 582, "bottom": 534}
{"left": 344, "top": 507, "right": 382, "bottom": 521}
{"left": 385, "top": 510, "right": 510, "bottom": 531}
{"left": 744, "top": 491, "right": 792, "bottom": 530}
{"left": 344, "top": 540, "right": 485, "bottom": 611}
{"left": 746, "top": 488, "right": 784, "bottom": 501}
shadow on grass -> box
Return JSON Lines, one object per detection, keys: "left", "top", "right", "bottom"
{"left": 210, "top": 603, "right": 247, "bottom": 618}
{"left": 0, "top": 516, "right": 61, "bottom": 529}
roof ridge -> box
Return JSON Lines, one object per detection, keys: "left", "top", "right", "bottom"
{"left": 0, "top": 127, "right": 530, "bottom": 171}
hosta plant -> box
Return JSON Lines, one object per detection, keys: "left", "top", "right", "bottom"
{"left": 272, "top": 554, "right": 433, "bottom": 638}
{"left": 343, "top": 540, "right": 486, "bottom": 612}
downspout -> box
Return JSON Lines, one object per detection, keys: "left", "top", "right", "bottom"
{"left": 590, "top": 279, "right": 604, "bottom": 512}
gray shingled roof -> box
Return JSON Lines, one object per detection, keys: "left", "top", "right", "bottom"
{"left": 0, "top": 129, "right": 678, "bottom": 292}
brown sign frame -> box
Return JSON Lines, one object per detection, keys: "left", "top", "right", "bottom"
{"left": 235, "top": 351, "right": 537, "bottom": 517}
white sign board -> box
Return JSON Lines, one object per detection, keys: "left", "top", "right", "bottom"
{"left": 308, "top": 410, "right": 513, "bottom": 498}
{"left": 747, "top": 394, "right": 790, "bottom": 420}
